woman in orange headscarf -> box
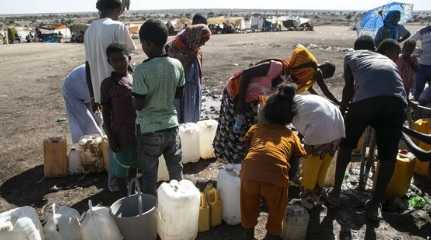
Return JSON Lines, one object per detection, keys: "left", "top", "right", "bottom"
{"left": 213, "top": 44, "right": 338, "bottom": 163}
{"left": 167, "top": 21, "right": 211, "bottom": 123}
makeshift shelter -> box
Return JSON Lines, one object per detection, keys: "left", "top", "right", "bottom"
{"left": 207, "top": 16, "right": 246, "bottom": 34}
{"left": 249, "top": 15, "right": 264, "bottom": 31}
{"left": 356, "top": 2, "right": 414, "bottom": 37}
{"left": 38, "top": 24, "right": 72, "bottom": 42}
{"left": 14, "top": 27, "right": 32, "bottom": 42}
{"left": 0, "top": 29, "right": 7, "bottom": 44}
{"left": 282, "top": 17, "right": 313, "bottom": 31}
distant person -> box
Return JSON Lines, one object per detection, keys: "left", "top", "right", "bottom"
{"left": 327, "top": 37, "right": 407, "bottom": 222}
{"left": 396, "top": 39, "right": 417, "bottom": 96}
{"left": 411, "top": 25, "right": 431, "bottom": 105}
{"left": 84, "top": 0, "right": 136, "bottom": 107}
{"left": 241, "top": 84, "right": 306, "bottom": 240}
{"left": 167, "top": 15, "right": 211, "bottom": 123}
{"left": 213, "top": 45, "right": 337, "bottom": 163}
{"left": 101, "top": 43, "right": 137, "bottom": 196}
{"left": 62, "top": 64, "right": 103, "bottom": 143}
{"left": 133, "top": 20, "right": 185, "bottom": 195}
{"left": 374, "top": 10, "right": 410, "bottom": 47}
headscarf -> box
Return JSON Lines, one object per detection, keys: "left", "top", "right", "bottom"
{"left": 284, "top": 44, "right": 318, "bottom": 93}
{"left": 226, "top": 44, "right": 318, "bottom": 98}
{"left": 167, "top": 24, "right": 211, "bottom": 74}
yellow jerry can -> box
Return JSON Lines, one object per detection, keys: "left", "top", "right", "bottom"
{"left": 198, "top": 192, "right": 210, "bottom": 232}
{"left": 384, "top": 150, "right": 416, "bottom": 199}
{"left": 412, "top": 119, "right": 431, "bottom": 176}
{"left": 43, "top": 137, "right": 68, "bottom": 178}
{"left": 205, "top": 184, "right": 223, "bottom": 227}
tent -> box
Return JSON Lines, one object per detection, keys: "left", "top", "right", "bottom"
{"left": 356, "top": 2, "right": 414, "bottom": 37}
{"left": 39, "top": 24, "right": 72, "bottom": 42}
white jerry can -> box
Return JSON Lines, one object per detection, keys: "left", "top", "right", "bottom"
{"left": 197, "top": 120, "right": 218, "bottom": 160}
{"left": 179, "top": 123, "right": 201, "bottom": 164}
{"left": 157, "top": 180, "right": 200, "bottom": 240}
{"left": 217, "top": 164, "right": 241, "bottom": 225}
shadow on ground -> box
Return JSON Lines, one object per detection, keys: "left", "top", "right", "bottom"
{"left": 0, "top": 165, "right": 107, "bottom": 209}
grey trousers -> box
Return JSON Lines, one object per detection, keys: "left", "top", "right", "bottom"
{"left": 137, "top": 127, "right": 183, "bottom": 195}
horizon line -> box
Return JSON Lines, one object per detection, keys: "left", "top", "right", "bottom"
{"left": 1, "top": 7, "right": 431, "bottom": 17}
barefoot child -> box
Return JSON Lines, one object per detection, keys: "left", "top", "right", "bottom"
{"left": 241, "top": 84, "right": 306, "bottom": 240}
{"left": 133, "top": 20, "right": 185, "bottom": 195}
{"left": 101, "top": 43, "right": 137, "bottom": 195}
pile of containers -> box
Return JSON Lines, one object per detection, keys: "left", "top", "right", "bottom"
{"left": 180, "top": 120, "right": 219, "bottom": 164}
{"left": 198, "top": 183, "right": 223, "bottom": 232}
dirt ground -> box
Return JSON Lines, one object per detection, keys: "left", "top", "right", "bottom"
{"left": 0, "top": 25, "right": 430, "bottom": 239}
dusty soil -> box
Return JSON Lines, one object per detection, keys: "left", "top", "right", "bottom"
{"left": 0, "top": 25, "right": 430, "bottom": 239}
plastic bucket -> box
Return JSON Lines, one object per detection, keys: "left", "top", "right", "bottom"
{"left": 110, "top": 178, "right": 157, "bottom": 240}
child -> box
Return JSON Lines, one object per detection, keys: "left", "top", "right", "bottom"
{"left": 100, "top": 43, "right": 137, "bottom": 195}
{"left": 132, "top": 20, "right": 185, "bottom": 196}
{"left": 396, "top": 39, "right": 418, "bottom": 97}
{"left": 241, "top": 84, "right": 306, "bottom": 240}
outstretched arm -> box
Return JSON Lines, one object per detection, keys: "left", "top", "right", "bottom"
{"left": 85, "top": 61, "right": 97, "bottom": 111}
{"left": 314, "top": 70, "right": 340, "bottom": 105}
{"left": 341, "top": 62, "right": 354, "bottom": 114}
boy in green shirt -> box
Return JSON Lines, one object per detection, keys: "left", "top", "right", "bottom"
{"left": 133, "top": 19, "right": 185, "bottom": 195}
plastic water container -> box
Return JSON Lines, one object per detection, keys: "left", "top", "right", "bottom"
{"left": 198, "top": 192, "right": 210, "bottom": 232}
{"left": 101, "top": 137, "right": 110, "bottom": 171}
{"left": 69, "top": 145, "right": 83, "bottom": 175}
{"left": 205, "top": 184, "right": 223, "bottom": 227}
{"left": 80, "top": 201, "right": 123, "bottom": 240}
{"left": 78, "top": 135, "right": 105, "bottom": 173}
{"left": 0, "top": 206, "right": 44, "bottom": 240}
{"left": 412, "top": 119, "right": 431, "bottom": 176}
{"left": 197, "top": 120, "right": 218, "bottom": 159}
{"left": 282, "top": 200, "right": 310, "bottom": 240}
{"left": 384, "top": 150, "right": 416, "bottom": 199}
{"left": 110, "top": 178, "right": 157, "bottom": 240}
{"left": 179, "top": 123, "right": 201, "bottom": 163}
{"left": 217, "top": 164, "right": 241, "bottom": 225}
{"left": 44, "top": 137, "right": 68, "bottom": 177}
{"left": 44, "top": 203, "right": 81, "bottom": 240}
{"left": 157, "top": 180, "right": 200, "bottom": 240}
{"left": 158, "top": 155, "right": 169, "bottom": 182}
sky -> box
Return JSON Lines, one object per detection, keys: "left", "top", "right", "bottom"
{"left": 0, "top": 0, "right": 430, "bottom": 15}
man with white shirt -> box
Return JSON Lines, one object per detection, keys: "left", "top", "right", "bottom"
{"left": 85, "top": 0, "right": 136, "bottom": 107}
{"left": 411, "top": 25, "right": 431, "bottom": 105}
{"left": 85, "top": 0, "right": 136, "bottom": 192}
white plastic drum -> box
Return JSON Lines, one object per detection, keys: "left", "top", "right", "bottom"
{"left": 197, "top": 120, "right": 218, "bottom": 160}
{"left": 157, "top": 180, "right": 200, "bottom": 240}
{"left": 179, "top": 123, "right": 201, "bottom": 163}
{"left": 217, "top": 164, "right": 241, "bottom": 225}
